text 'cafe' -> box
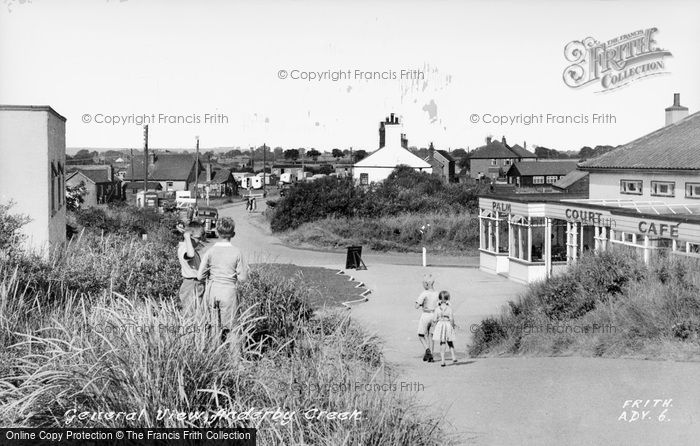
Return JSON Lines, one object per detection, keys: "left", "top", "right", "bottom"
{"left": 478, "top": 94, "right": 700, "bottom": 284}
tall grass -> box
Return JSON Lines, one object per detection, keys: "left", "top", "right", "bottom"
{"left": 282, "top": 211, "right": 479, "bottom": 254}
{"left": 0, "top": 206, "right": 452, "bottom": 444}
{"left": 469, "top": 251, "right": 700, "bottom": 360}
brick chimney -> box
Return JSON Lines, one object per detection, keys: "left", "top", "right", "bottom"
{"left": 486, "top": 136, "right": 492, "bottom": 144}
{"left": 665, "top": 93, "right": 689, "bottom": 126}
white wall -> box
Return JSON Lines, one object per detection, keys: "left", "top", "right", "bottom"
{"left": 589, "top": 171, "right": 700, "bottom": 204}
{"left": 0, "top": 108, "right": 66, "bottom": 252}
{"left": 354, "top": 166, "right": 432, "bottom": 184}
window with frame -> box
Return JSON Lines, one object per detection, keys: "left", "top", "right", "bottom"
{"left": 533, "top": 176, "right": 544, "bottom": 184}
{"left": 504, "top": 159, "right": 511, "bottom": 165}
{"left": 650, "top": 181, "right": 675, "bottom": 197}
{"left": 620, "top": 179, "right": 642, "bottom": 195}
{"left": 686, "top": 182, "right": 700, "bottom": 198}
{"left": 360, "top": 173, "right": 369, "bottom": 185}
{"left": 546, "top": 176, "right": 558, "bottom": 184}
{"left": 491, "top": 159, "right": 497, "bottom": 166}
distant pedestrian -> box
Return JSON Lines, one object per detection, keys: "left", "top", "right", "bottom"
{"left": 197, "top": 217, "right": 249, "bottom": 343}
{"left": 415, "top": 274, "right": 439, "bottom": 362}
{"left": 176, "top": 221, "right": 207, "bottom": 313}
{"left": 433, "top": 291, "right": 457, "bottom": 367}
{"left": 251, "top": 196, "right": 257, "bottom": 212}
{"left": 245, "top": 196, "right": 251, "bottom": 211}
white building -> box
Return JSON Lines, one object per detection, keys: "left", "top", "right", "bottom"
{"left": 0, "top": 105, "right": 67, "bottom": 253}
{"left": 353, "top": 114, "right": 432, "bottom": 184}
{"left": 478, "top": 94, "right": 700, "bottom": 283}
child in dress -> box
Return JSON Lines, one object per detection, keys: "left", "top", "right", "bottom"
{"left": 433, "top": 290, "right": 457, "bottom": 367}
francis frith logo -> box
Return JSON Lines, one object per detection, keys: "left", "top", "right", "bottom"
{"left": 563, "top": 28, "right": 672, "bottom": 92}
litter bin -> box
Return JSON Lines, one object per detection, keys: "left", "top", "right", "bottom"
{"left": 345, "top": 245, "right": 366, "bottom": 270}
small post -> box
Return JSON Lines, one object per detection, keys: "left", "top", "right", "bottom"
{"left": 422, "top": 247, "right": 427, "bottom": 267}
{"left": 420, "top": 223, "right": 430, "bottom": 267}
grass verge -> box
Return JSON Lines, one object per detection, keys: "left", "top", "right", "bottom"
{"left": 469, "top": 251, "right": 700, "bottom": 361}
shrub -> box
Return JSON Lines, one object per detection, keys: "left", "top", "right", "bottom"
{"left": 469, "top": 252, "right": 700, "bottom": 360}
{"left": 0, "top": 201, "right": 31, "bottom": 256}
{"left": 270, "top": 166, "right": 478, "bottom": 232}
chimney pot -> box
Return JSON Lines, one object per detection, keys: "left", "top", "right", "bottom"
{"left": 502, "top": 136, "right": 507, "bottom": 145}
{"left": 674, "top": 93, "right": 680, "bottom": 106}
{"left": 486, "top": 136, "right": 492, "bottom": 144}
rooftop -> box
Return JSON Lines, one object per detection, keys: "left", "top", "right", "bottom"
{"left": 579, "top": 111, "right": 700, "bottom": 170}
{"left": 508, "top": 160, "right": 579, "bottom": 176}
{"left": 0, "top": 104, "right": 67, "bottom": 121}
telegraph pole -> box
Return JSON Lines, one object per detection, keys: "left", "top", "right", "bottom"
{"left": 142, "top": 125, "right": 149, "bottom": 194}
{"left": 262, "top": 143, "right": 267, "bottom": 193}
{"left": 130, "top": 148, "right": 135, "bottom": 187}
{"left": 194, "top": 136, "right": 200, "bottom": 206}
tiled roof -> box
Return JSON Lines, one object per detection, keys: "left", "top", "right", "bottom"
{"left": 579, "top": 111, "right": 700, "bottom": 170}
{"left": 553, "top": 169, "right": 589, "bottom": 189}
{"left": 211, "top": 169, "right": 234, "bottom": 184}
{"left": 508, "top": 160, "right": 579, "bottom": 177}
{"left": 68, "top": 168, "right": 112, "bottom": 183}
{"left": 124, "top": 154, "right": 199, "bottom": 181}
{"left": 468, "top": 140, "right": 516, "bottom": 159}
{"left": 509, "top": 144, "right": 537, "bottom": 158}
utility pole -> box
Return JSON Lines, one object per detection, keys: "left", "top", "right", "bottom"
{"left": 194, "top": 136, "right": 200, "bottom": 206}
{"left": 130, "top": 148, "right": 135, "bottom": 188}
{"left": 142, "top": 125, "right": 149, "bottom": 194}
{"left": 262, "top": 143, "right": 266, "bottom": 194}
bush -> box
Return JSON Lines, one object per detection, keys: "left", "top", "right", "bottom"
{"left": 270, "top": 166, "right": 478, "bottom": 232}
{"left": 469, "top": 251, "right": 700, "bottom": 360}
{"left": 0, "top": 201, "right": 31, "bottom": 256}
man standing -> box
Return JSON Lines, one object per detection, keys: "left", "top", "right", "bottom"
{"left": 415, "top": 273, "right": 440, "bottom": 362}
{"left": 177, "top": 221, "right": 207, "bottom": 312}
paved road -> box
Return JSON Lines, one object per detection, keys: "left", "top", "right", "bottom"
{"left": 220, "top": 201, "right": 700, "bottom": 445}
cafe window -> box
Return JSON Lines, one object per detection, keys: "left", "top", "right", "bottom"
{"left": 686, "top": 182, "right": 700, "bottom": 198}
{"left": 533, "top": 176, "right": 544, "bottom": 184}
{"left": 620, "top": 179, "right": 643, "bottom": 195}
{"left": 546, "top": 176, "right": 558, "bottom": 184}
{"left": 651, "top": 181, "right": 675, "bottom": 197}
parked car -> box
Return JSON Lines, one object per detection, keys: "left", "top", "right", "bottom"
{"left": 195, "top": 206, "right": 219, "bottom": 237}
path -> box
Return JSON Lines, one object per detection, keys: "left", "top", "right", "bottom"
{"left": 220, "top": 200, "right": 700, "bottom": 445}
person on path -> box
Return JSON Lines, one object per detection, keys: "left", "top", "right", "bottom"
{"left": 197, "top": 217, "right": 249, "bottom": 343}
{"left": 433, "top": 290, "right": 457, "bottom": 367}
{"left": 415, "top": 274, "right": 440, "bottom": 362}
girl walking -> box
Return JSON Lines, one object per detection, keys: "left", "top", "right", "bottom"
{"left": 433, "top": 291, "right": 457, "bottom": 367}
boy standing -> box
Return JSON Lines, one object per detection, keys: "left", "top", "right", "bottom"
{"left": 177, "top": 221, "right": 207, "bottom": 312}
{"left": 197, "top": 217, "right": 249, "bottom": 342}
{"left": 415, "top": 273, "right": 440, "bottom": 362}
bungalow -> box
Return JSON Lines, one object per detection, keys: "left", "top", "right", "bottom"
{"left": 66, "top": 165, "right": 121, "bottom": 206}
{"left": 353, "top": 114, "right": 432, "bottom": 184}
{"left": 122, "top": 153, "right": 204, "bottom": 193}
{"left": 467, "top": 137, "right": 537, "bottom": 180}
{"left": 200, "top": 169, "right": 238, "bottom": 197}
{"left": 424, "top": 143, "right": 456, "bottom": 183}
{"left": 506, "top": 160, "right": 579, "bottom": 188}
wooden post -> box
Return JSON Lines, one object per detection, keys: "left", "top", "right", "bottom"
{"left": 194, "top": 136, "right": 200, "bottom": 206}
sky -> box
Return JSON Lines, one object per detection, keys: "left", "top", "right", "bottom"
{"left": 1, "top": 0, "right": 699, "bottom": 154}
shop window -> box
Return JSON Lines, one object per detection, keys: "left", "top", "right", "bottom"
{"left": 620, "top": 179, "right": 642, "bottom": 195}
{"left": 533, "top": 176, "right": 544, "bottom": 184}
{"left": 546, "top": 176, "right": 558, "bottom": 184}
{"left": 651, "top": 181, "right": 675, "bottom": 197}
{"left": 686, "top": 183, "right": 700, "bottom": 198}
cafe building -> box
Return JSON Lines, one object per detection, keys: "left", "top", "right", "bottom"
{"left": 478, "top": 94, "right": 700, "bottom": 283}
